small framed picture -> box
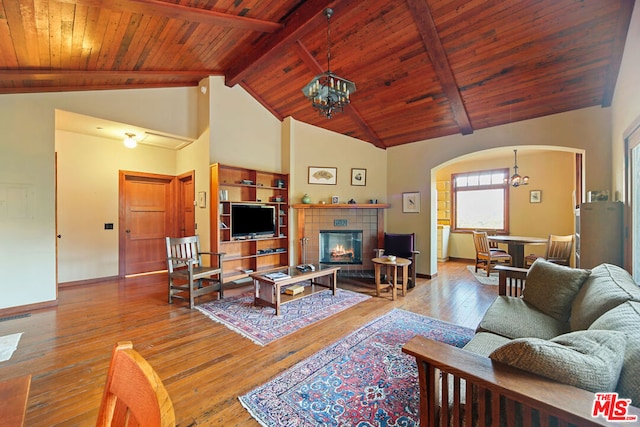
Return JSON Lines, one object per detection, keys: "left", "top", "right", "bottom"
{"left": 402, "top": 192, "right": 420, "bottom": 213}
{"left": 331, "top": 196, "right": 339, "bottom": 204}
{"left": 198, "top": 191, "right": 207, "bottom": 208}
{"left": 530, "top": 190, "right": 541, "bottom": 203}
{"left": 351, "top": 168, "right": 366, "bottom": 186}
{"left": 308, "top": 167, "right": 337, "bottom": 185}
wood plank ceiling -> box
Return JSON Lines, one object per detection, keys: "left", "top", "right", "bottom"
{"left": 0, "top": 0, "right": 635, "bottom": 149}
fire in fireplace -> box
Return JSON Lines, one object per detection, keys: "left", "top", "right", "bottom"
{"left": 319, "top": 230, "right": 363, "bottom": 264}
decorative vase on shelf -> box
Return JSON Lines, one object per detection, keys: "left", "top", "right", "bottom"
{"left": 301, "top": 194, "right": 311, "bottom": 204}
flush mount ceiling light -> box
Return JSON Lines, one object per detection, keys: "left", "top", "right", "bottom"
{"left": 505, "top": 149, "right": 529, "bottom": 187}
{"left": 123, "top": 133, "right": 137, "bottom": 149}
{"left": 301, "top": 8, "right": 356, "bottom": 119}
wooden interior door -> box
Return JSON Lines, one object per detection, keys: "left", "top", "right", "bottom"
{"left": 119, "top": 171, "right": 176, "bottom": 276}
{"left": 178, "top": 172, "right": 195, "bottom": 237}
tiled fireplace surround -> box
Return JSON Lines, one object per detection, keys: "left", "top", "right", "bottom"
{"left": 295, "top": 206, "right": 386, "bottom": 275}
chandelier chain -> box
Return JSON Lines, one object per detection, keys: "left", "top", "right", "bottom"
{"left": 301, "top": 7, "right": 356, "bottom": 119}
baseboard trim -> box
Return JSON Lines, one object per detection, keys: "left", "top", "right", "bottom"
{"left": 58, "top": 276, "right": 119, "bottom": 288}
{"left": 447, "top": 257, "right": 474, "bottom": 262}
{"left": 0, "top": 299, "right": 58, "bottom": 318}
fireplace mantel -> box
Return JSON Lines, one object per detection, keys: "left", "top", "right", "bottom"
{"left": 293, "top": 203, "right": 390, "bottom": 209}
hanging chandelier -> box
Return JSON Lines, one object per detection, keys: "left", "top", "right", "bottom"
{"left": 301, "top": 8, "right": 356, "bottom": 119}
{"left": 506, "top": 149, "right": 529, "bottom": 187}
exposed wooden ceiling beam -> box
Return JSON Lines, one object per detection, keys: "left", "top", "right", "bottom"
{"left": 68, "top": 0, "right": 283, "bottom": 33}
{"left": 225, "top": 0, "right": 337, "bottom": 87}
{"left": 0, "top": 70, "right": 221, "bottom": 80}
{"left": 0, "top": 82, "right": 197, "bottom": 94}
{"left": 292, "top": 41, "right": 386, "bottom": 149}
{"left": 601, "top": 0, "right": 635, "bottom": 107}
{"left": 406, "top": 0, "right": 473, "bottom": 135}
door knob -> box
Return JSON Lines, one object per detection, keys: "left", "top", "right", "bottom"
{"left": 126, "top": 229, "right": 131, "bottom": 233}
{"left": 57, "top": 234, "right": 61, "bottom": 238}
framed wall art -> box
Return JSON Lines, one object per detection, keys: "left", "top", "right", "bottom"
{"left": 530, "top": 190, "right": 541, "bottom": 203}
{"left": 308, "top": 166, "right": 337, "bottom": 185}
{"left": 351, "top": 168, "right": 366, "bottom": 186}
{"left": 402, "top": 192, "right": 420, "bottom": 213}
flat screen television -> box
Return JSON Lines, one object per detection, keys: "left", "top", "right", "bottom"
{"left": 231, "top": 204, "right": 276, "bottom": 238}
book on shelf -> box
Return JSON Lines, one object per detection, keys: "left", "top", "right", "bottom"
{"left": 264, "top": 271, "right": 291, "bottom": 281}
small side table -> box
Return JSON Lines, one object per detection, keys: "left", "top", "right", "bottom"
{"left": 372, "top": 257, "right": 412, "bottom": 300}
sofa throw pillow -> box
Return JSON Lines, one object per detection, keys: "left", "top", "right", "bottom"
{"left": 522, "top": 258, "right": 591, "bottom": 321}
{"left": 489, "top": 330, "right": 626, "bottom": 393}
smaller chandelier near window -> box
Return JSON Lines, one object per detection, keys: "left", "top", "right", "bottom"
{"left": 301, "top": 8, "right": 356, "bottom": 119}
{"left": 506, "top": 149, "right": 529, "bottom": 187}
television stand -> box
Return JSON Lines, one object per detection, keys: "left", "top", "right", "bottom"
{"left": 210, "top": 163, "right": 290, "bottom": 283}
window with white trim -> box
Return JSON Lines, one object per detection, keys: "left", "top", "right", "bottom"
{"left": 452, "top": 168, "right": 510, "bottom": 233}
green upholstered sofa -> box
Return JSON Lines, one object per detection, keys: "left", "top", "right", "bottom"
{"left": 403, "top": 260, "right": 640, "bottom": 426}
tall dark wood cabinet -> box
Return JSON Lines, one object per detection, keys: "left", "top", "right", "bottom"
{"left": 575, "top": 201, "right": 623, "bottom": 269}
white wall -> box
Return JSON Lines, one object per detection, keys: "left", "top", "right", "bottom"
{"left": 209, "top": 76, "right": 283, "bottom": 172}
{"left": 289, "top": 118, "right": 387, "bottom": 206}
{"left": 0, "top": 87, "right": 198, "bottom": 309}
{"left": 612, "top": 1, "right": 640, "bottom": 198}
{"left": 176, "top": 129, "right": 212, "bottom": 250}
{"left": 387, "top": 106, "right": 612, "bottom": 276}
{"left": 56, "top": 131, "right": 177, "bottom": 282}
{"left": 436, "top": 149, "right": 576, "bottom": 260}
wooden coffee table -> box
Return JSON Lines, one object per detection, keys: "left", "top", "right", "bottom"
{"left": 372, "top": 257, "right": 412, "bottom": 300}
{"left": 250, "top": 265, "right": 340, "bottom": 315}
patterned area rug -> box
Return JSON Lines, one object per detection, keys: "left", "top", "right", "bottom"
{"left": 196, "top": 288, "right": 370, "bottom": 346}
{"left": 466, "top": 265, "right": 499, "bottom": 285}
{"left": 239, "top": 309, "right": 474, "bottom": 426}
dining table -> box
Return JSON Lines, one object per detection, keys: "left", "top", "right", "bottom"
{"left": 487, "top": 235, "right": 548, "bottom": 268}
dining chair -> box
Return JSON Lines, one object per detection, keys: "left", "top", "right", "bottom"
{"left": 524, "top": 234, "right": 574, "bottom": 267}
{"left": 472, "top": 231, "right": 512, "bottom": 276}
{"left": 485, "top": 230, "right": 500, "bottom": 249}
{"left": 374, "top": 233, "right": 420, "bottom": 288}
{"left": 166, "top": 235, "right": 224, "bottom": 309}
{"left": 96, "top": 341, "right": 175, "bottom": 427}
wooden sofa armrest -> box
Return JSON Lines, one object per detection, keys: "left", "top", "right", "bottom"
{"left": 495, "top": 265, "right": 528, "bottom": 297}
{"left": 402, "top": 336, "right": 640, "bottom": 427}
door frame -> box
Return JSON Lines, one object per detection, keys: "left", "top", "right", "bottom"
{"left": 177, "top": 171, "right": 196, "bottom": 237}
{"left": 624, "top": 115, "right": 640, "bottom": 274}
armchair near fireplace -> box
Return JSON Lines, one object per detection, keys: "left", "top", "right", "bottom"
{"left": 374, "top": 233, "right": 420, "bottom": 288}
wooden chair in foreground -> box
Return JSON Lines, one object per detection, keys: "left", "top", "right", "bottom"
{"left": 472, "top": 231, "right": 512, "bottom": 276}
{"left": 524, "top": 234, "right": 574, "bottom": 267}
{"left": 96, "top": 341, "right": 175, "bottom": 427}
{"left": 165, "top": 236, "right": 224, "bottom": 309}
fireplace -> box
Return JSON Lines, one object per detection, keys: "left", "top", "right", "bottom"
{"left": 295, "top": 204, "right": 387, "bottom": 275}
{"left": 319, "top": 230, "right": 363, "bottom": 265}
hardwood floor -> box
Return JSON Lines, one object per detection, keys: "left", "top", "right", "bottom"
{"left": 0, "top": 260, "right": 496, "bottom": 426}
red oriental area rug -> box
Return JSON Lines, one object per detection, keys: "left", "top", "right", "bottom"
{"left": 239, "top": 309, "right": 474, "bottom": 426}
{"left": 196, "top": 288, "right": 370, "bottom": 346}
